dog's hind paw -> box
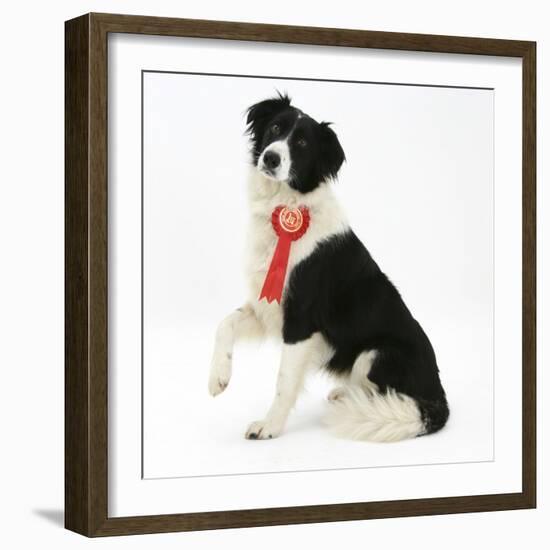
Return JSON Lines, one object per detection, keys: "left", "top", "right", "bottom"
{"left": 327, "top": 386, "right": 348, "bottom": 402}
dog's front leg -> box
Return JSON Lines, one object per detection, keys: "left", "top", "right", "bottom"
{"left": 245, "top": 335, "right": 321, "bottom": 440}
{"left": 208, "top": 304, "right": 263, "bottom": 396}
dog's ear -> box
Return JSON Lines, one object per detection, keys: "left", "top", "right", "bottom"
{"left": 319, "top": 122, "right": 346, "bottom": 180}
{"left": 246, "top": 92, "right": 291, "bottom": 142}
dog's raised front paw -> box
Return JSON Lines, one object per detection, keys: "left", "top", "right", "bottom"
{"left": 245, "top": 419, "right": 282, "bottom": 440}
{"left": 208, "top": 354, "right": 232, "bottom": 397}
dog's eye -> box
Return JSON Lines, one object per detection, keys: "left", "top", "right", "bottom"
{"left": 297, "top": 138, "right": 307, "bottom": 148}
{"left": 271, "top": 124, "right": 281, "bottom": 135}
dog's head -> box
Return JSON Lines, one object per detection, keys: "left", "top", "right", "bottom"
{"left": 246, "top": 93, "right": 345, "bottom": 194}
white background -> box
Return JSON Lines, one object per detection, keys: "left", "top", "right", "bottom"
{"left": 0, "top": 0, "right": 547, "bottom": 549}
{"left": 110, "top": 33, "right": 522, "bottom": 517}
{"left": 142, "top": 72, "right": 495, "bottom": 478}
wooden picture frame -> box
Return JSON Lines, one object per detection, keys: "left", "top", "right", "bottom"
{"left": 65, "top": 12, "right": 536, "bottom": 537}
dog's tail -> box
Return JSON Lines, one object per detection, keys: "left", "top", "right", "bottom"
{"left": 324, "top": 387, "right": 449, "bottom": 443}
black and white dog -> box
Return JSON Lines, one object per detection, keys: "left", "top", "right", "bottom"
{"left": 209, "top": 93, "right": 449, "bottom": 442}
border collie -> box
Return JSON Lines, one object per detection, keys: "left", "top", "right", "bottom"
{"left": 208, "top": 93, "right": 449, "bottom": 442}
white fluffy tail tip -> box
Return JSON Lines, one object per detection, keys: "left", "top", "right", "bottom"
{"left": 324, "top": 387, "right": 425, "bottom": 443}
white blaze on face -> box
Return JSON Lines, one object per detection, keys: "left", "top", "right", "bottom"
{"left": 258, "top": 139, "right": 292, "bottom": 182}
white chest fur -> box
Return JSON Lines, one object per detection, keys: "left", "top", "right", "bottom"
{"left": 244, "top": 169, "right": 349, "bottom": 337}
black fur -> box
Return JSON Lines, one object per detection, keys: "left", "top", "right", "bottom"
{"left": 247, "top": 93, "right": 345, "bottom": 193}
{"left": 283, "top": 232, "right": 449, "bottom": 435}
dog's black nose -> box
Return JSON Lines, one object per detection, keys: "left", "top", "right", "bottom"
{"left": 263, "top": 150, "right": 280, "bottom": 170}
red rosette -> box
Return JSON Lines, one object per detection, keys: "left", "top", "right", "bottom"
{"left": 271, "top": 205, "right": 310, "bottom": 240}
{"left": 259, "top": 205, "right": 311, "bottom": 304}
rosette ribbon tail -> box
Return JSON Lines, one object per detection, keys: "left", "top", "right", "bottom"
{"left": 259, "top": 205, "right": 310, "bottom": 304}
{"left": 259, "top": 234, "right": 292, "bottom": 304}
